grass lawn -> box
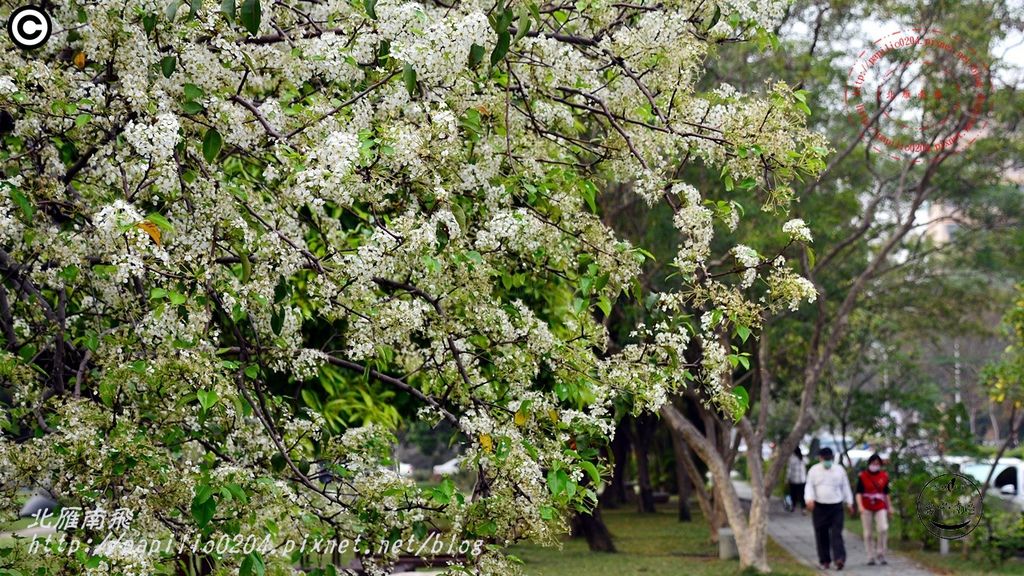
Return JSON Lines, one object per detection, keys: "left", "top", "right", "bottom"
{"left": 843, "top": 515, "right": 1024, "bottom": 575}
{"left": 512, "top": 506, "right": 813, "bottom": 576}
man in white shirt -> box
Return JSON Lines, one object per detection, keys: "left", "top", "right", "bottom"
{"left": 805, "top": 447, "right": 854, "bottom": 570}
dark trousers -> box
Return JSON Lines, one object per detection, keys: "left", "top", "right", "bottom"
{"left": 788, "top": 482, "right": 806, "bottom": 509}
{"left": 812, "top": 502, "right": 846, "bottom": 564}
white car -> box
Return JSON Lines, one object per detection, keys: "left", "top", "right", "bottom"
{"left": 812, "top": 435, "right": 874, "bottom": 466}
{"left": 962, "top": 458, "right": 1024, "bottom": 510}
{"left": 432, "top": 457, "right": 462, "bottom": 476}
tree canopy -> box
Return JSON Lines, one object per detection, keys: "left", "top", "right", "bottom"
{"left": 0, "top": 0, "right": 830, "bottom": 573}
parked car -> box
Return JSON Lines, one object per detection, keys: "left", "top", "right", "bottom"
{"left": 432, "top": 457, "right": 462, "bottom": 476}
{"left": 962, "top": 458, "right": 1024, "bottom": 511}
{"left": 810, "top": 434, "right": 874, "bottom": 467}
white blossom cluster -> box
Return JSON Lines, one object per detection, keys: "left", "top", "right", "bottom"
{"left": 732, "top": 245, "right": 760, "bottom": 288}
{"left": 783, "top": 218, "right": 814, "bottom": 242}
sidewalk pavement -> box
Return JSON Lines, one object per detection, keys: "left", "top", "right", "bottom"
{"left": 724, "top": 478, "right": 936, "bottom": 575}
{"left": 767, "top": 503, "right": 936, "bottom": 575}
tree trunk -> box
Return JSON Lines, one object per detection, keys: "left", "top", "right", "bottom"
{"left": 572, "top": 508, "right": 616, "bottom": 552}
{"left": 662, "top": 403, "right": 771, "bottom": 572}
{"left": 670, "top": 426, "right": 693, "bottom": 522}
{"left": 738, "top": 492, "right": 771, "bottom": 573}
{"left": 677, "top": 423, "right": 715, "bottom": 524}
{"left": 601, "top": 418, "right": 631, "bottom": 508}
{"left": 634, "top": 414, "right": 657, "bottom": 513}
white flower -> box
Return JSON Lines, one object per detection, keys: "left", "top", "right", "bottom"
{"left": 0, "top": 75, "right": 17, "bottom": 95}
{"left": 783, "top": 218, "right": 813, "bottom": 242}
{"left": 732, "top": 244, "right": 759, "bottom": 288}
{"left": 123, "top": 113, "right": 181, "bottom": 161}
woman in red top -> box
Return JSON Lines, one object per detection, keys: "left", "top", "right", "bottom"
{"left": 855, "top": 453, "right": 890, "bottom": 565}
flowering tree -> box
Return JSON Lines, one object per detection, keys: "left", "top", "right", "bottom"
{"left": 0, "top": 0, "right": 824, "bottom": 573}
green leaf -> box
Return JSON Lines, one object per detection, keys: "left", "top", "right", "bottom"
{"left": 82, "top": 331, "right": 99, "bottom": 352}
{"left": 8, "top": 187, "right": 34, "bottom": 219}
{"left": 99, "top": 380, "right": 116, "bottom": 407}
{"left": 221, "top": 0, "right": 235, "bottom": 22}
{"left": 547, "top": 468, "right": 571, "bottom": 496}
{"left": 230, "top": 239, "right": 251, "bottom": 283}
{"left": 402, "top": 64, "right": 417, "bottom": 97}
{"left": 165, "top": 0, "right": 182, "bottom": 20}
{"left": 596, "top": 296, "right": 612, "bottom": 317}
{"left": 169, "top": 292, "right": 187, "bottom": 306}
{"left": 468, "top": 43, "right": 485, "bottom": 68}
{"left": 194, "top": 484, "right": 214, "bottom": 504}
{"left": 160, "top": 55, "right": 176, "bottom": 78}
{"left": 182, "top": 100, "right": 204, "bottom": 115}
{"left": 203, "top": 128, "right": 223, "bottom": 163}
{"left": 736, "top": 325, "right": 751, "bottom": 343}
{"left": 145, "top": 212, "right": 175, "bottom": 233}
{"left": 244, "top": 364, "right": 259, "bottom": 379}
{"left": 732, "top": 386, "right": 750, "bottom": 419}
{"left": 580, "top": 180, "right": 597, "bottom": 213}
{"left": 92, "top": 264, "right": 118, "bottom": 278}
{"left": 579, "top": 461, "right": 600, "bottom": 485}
{"left": 363, "top": 0, "right": 377, "bottom": 19}
{"left": 513, "top": 7, "right": 531, "bottom": 44}
{"left": 240, "top": 552, "right": 265, "bottom": 576}
{"left": 189, "top": 0, "right": 203, "bottom": 19}
{"left": 240, "top": 0, "right": 261, "bottom": 35}
{"left": 705, "top": 5, "right": 721, "bottom": 30}
{"left": 183, "top": 83, "right": 204, "bottom": 100}
{"left": 476, "top": 519, "right": 498, "bottom": 536}
{"left": 490, "top": 31, "right": 511, "bottom": 66}
{"left": 197, "top": 389, "right": 219, "bottom": 412}
{"left": 191, "top": 489, "right": 216, "bottom": 527}
{"left": 225, "top": 479, "right": 246, "bottom": 502}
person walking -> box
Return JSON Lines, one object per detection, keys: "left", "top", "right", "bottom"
{"left": 787, "top": 446, "right": 808, "bottom": 514}
{"left": 856, "top": 453, "right": 890, "bottom": 566}
{"left": 805, "top": 447, "right": 854, "bottom": 570}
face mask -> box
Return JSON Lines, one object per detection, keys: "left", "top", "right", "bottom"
{"left": 823, "top": 460, "right": 833, "bottom": 469}
{"left": 869, "top": 464, "right": 881, "bottom": 473}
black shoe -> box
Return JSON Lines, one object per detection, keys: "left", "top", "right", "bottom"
{"left": 819, "top": 562, "right": 831, "bottom": 569}
{"left": 867, "top": 558, "right": 876, "bottom": 566}
{"left": 835, "top": 559, "right": 844, "bottom": 570}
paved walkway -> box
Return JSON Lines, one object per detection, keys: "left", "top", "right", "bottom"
{"left": 768, "top": 507, "right": 935, "bottom": 575}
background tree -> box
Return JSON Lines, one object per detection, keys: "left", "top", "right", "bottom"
{"left": 654, "top": 0, "right": 1023, "bottom": 569}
